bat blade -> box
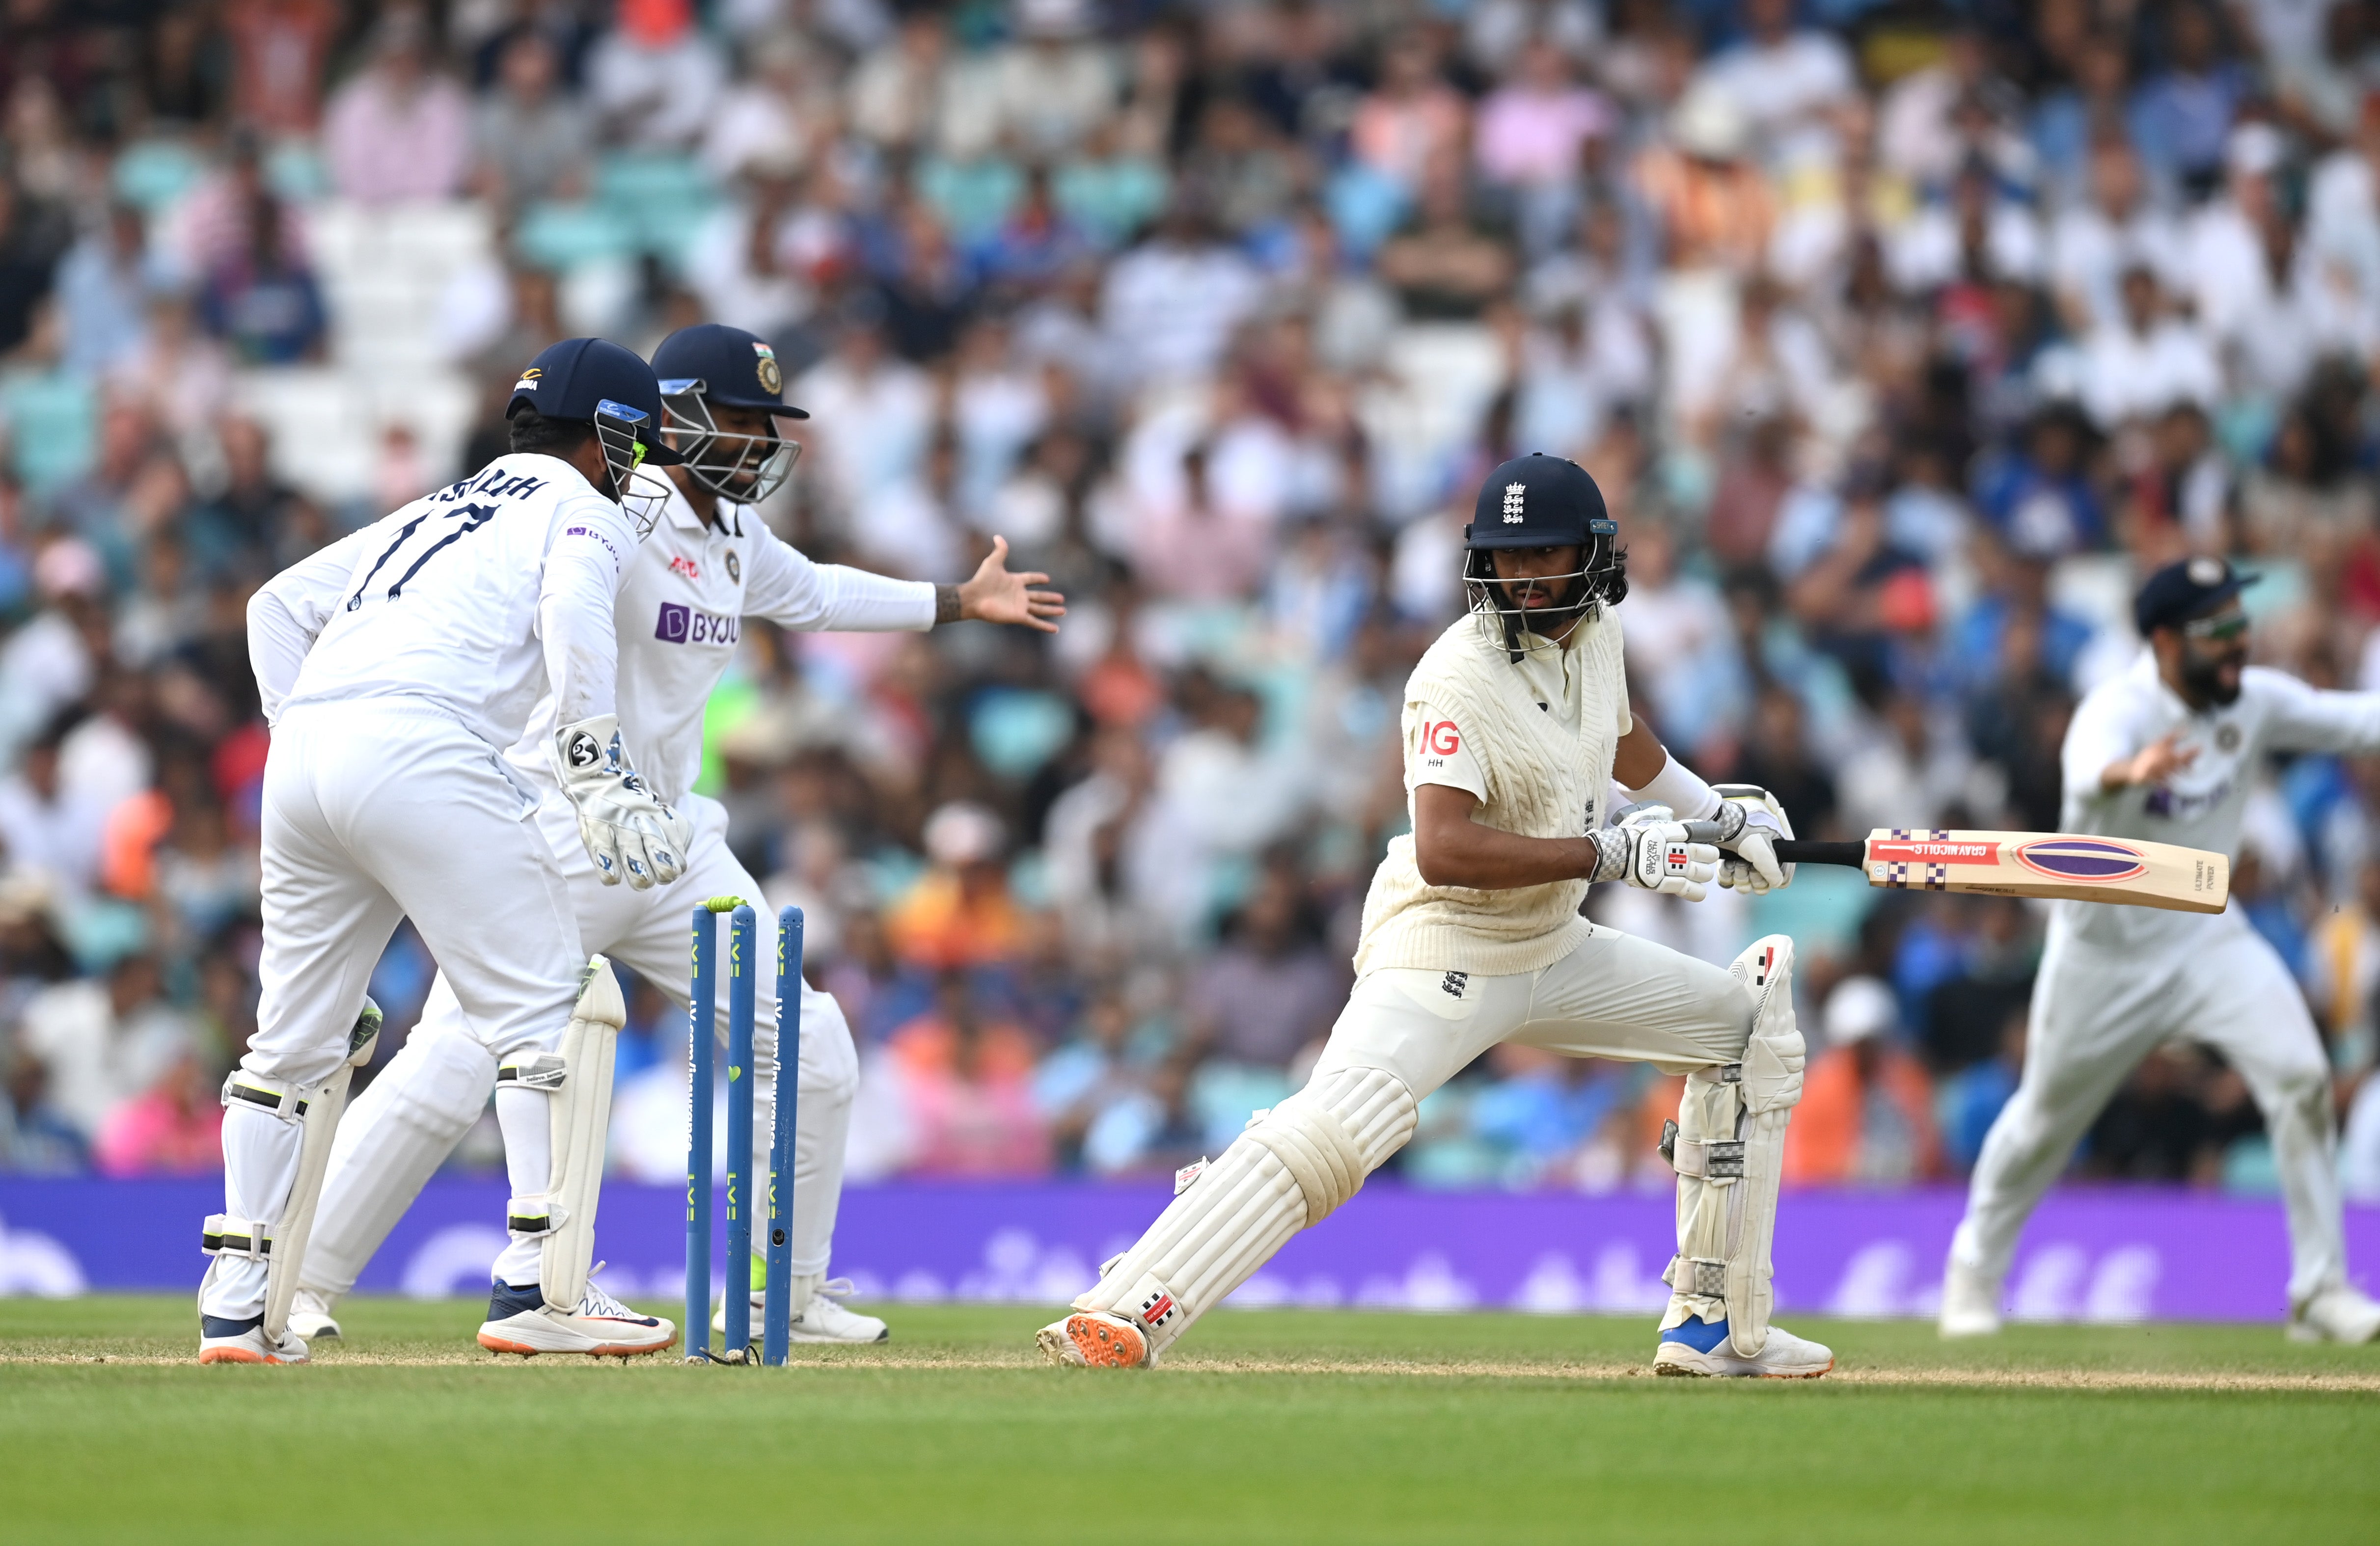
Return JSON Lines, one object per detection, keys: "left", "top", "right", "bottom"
{"left": 1845, "top": 830, "right": 2229, "bottom": 914}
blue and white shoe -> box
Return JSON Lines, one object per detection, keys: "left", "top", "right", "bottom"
{"left": 198, "top": 1313, "right": 307, "bottom": 1365}
{"left": 1654, "top": 1315, "right": 1833, "bottom": 1378}
{"left": 477, "top": 1270, "right": 678, "bottom": 1358}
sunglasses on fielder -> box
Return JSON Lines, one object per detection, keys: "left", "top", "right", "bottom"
{"left": 2183, "top": 611, "right": 2249, "bottom": 642}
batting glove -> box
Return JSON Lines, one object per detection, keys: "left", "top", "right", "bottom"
{"left": 550, "top": 714, "right": 691, "bottom": 890}
{"left": 1591, "top": 803, "right": 1720, "bottom": 902}
{"left": 1710, "top": 785, "right": 1793, "bottom": 895}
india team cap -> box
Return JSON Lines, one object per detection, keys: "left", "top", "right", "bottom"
{"left": 505, "top": 336, "right": 688, "bottom": 464}
{"left": 2133, "top": 555, "right": 2258, "bottom": 635}
{"left": 652, "top": 324, "right": 809, "bottom": 417}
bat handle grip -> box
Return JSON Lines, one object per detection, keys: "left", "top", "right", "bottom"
{"left": 1678, "top": 819, "right": 1727, "bottom": 845}
{"left": 1772, "top": 840, "right": 1867, "bottom": 868}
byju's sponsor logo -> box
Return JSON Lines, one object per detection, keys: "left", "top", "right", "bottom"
{"left": 656, "top": 603, "right": 739, "bottom": 645}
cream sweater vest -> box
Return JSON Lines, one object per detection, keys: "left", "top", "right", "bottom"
{"left": 1353, "top": 610, "right": 1629, "bottom": 977}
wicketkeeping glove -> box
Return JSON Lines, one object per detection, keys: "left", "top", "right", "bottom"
{"left": 1590, "top": 803, "right": 1720, "bottom": 902}
{"left": 1710, "top": 784, "right": 1793, "bottom": 895}
{"left": 550, "top": 714, "right": 691, "bottom": 890}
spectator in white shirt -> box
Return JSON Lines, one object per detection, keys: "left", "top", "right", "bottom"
{"left": 2080, "top": 264, "right": 2221, "bottom": 429}
{"left": 587, "top": 0, "right": 729, "bottom": 151}
{"left": 17, "top": 952, "right": 194, "bottom": 1144}
{"left": 1100, "top": 204, "right": 1262, "bottom": 386}
{"left": 795, "top": 308, "right": 939, "bottom": 529}
{"left": 1690, "top": 0, "right": 1857, "bottom": 152}
{"left": 2047, "top": 136, "right": 2189, "bottom": 332}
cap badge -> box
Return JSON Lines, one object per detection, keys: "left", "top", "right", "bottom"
{"left": 2188, "top": 556, "right": 2226, "bottom": 586}
{"left": 1502, "top": 482, "right": 1526, "bottom": 523}
{"left": 753, "top": 341, "right": 782, "bottom": 395}
{"left": 514, "top": 365, "right": 541, "bottom": 393}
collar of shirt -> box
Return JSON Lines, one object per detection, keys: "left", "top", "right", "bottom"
{"left": 662, "top": 477, "right": 748, "bottom": 542}
{"left": 1512, "top": 629, "right": 1583, "bottom": 718}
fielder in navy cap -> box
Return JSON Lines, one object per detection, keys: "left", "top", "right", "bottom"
{"left": 506, "top": 336, "right": 685, "bottom": 532}
{"left": 2133, "top": 554, "right": 2259, "bottom": 706}
{"left": 651, "top": 323, "right": 808, "bottom": 509}
{"left": 1939, "top": 548, "right": 2380, "bottom": 1345}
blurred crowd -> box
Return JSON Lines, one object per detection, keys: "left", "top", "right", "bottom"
{"left": 7, "top": 0, "right": 2380, "bottom": 1204}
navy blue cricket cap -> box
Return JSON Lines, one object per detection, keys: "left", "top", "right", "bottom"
{"left": 1465, "top": 452, "right": 1615, "bottom": 550}
{"left": 2134, "top": 555, "right": 2258, "bottom": 635}
{"left": 652, "top": 324, "right": 808, "bottom": 417}
{"left": 505, "top": 336, "right": 686, "bottom": 464}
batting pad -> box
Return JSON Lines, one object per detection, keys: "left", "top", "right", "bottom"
{"left": 501, "top": 958, "right": 624, "bottom": 1313}
{"left": 1076, "top": 1066, "right": 1417, "bottom": 1358}
{"left": 1664, "top": 935, "right": 1804, "bottom": 1357}
{"left": 222, "top": 1003, "right": 373, "bottom": 1341}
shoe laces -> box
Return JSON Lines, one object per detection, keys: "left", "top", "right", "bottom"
{"left": 578, "top": 1264, "right": 639, "bottom": 1320}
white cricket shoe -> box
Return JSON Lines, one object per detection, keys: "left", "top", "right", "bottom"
{"left": 198, "top": 1317, "right": 308, "bottom": 1365}
{"left": 477, "top": 1274, "right": 678, "bottom": 1358}
{"left": 2288, "top": 1283, "right": 2380, "bottom": 1344}
{"left": 709, "top": 1273, "right": 892, "bottom": 1343}
{"left": 288, "top": 1288, "right": 342, "bottom": 1342}
{"left": 793, "top": 1278, "right": 889, "bottom": 1343}
{"left": 1037, "top": 1309, "right": 1149, "bottom": 1369}
{"left": 1653, "top": 1316, "right": 1833, "bottom": 1378}
{"left": 1938, "top": 1257, "right": 2003, "bottom": 1338}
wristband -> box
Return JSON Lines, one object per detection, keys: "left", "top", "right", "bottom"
{"left": 1622, "top": 752, "right": 1722, "bottom": 822}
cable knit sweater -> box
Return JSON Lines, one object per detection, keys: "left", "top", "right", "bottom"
{"left": 1353, "top": 611, "right": 1630, "bottom": 977}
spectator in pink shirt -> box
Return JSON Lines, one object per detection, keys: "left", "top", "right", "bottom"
{"left": 1349, "top": 32, "right": 1468, "bottom": 188}
{"left": 94, "top": 1052, "right": 223, "bottom": 1176}
{"left": 1475, "top": 39, "right": 1611, "bottom": 190}
{"left": 323, "top": 9, "right": 471, "bottom": 204}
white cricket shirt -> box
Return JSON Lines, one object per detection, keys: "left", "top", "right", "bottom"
{"left": 507, "top": 479, "right": 936, "bottom": 806}
{"left": 2058, "top": 648, "right": 2380, "bottom": 946}
{"left": 250, "top": 454, "right": 636, "bottom": 750}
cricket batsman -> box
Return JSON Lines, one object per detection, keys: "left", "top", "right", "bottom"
{"left": 287, "top": 323, "right": 1063, "bottom": 1348}
{"left": 217, "top": 337, "right": 693, "bottom": 1362}
{"left": 1942, "top": 557, "right": 2380, "bottom": 1343}
{"left": 1040, "top": 453, "right": 1834, "bottom": 1377}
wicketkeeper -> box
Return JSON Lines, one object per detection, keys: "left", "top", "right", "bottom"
{"left": 1040, "top": 454, "right": 1831, "bottom": 1377}
{"left": 288, "top": 323, "right": 1062, "bottom": 1347}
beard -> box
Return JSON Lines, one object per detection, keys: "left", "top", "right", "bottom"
{"left": 2181, "top": 646, "right": 2244, "bottom": 705}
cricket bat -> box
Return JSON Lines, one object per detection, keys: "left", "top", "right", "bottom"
{"left": 1763, "top": 829, "right": 2231, "bottom": 914}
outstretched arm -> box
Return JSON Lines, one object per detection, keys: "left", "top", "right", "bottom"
{"left": 2255, "top": 668, "right": 2380, "bottom": 757}
{"left": 934, "top": 536, "right": 1066, "bottom": 633}
{"left": 747, "top": 532, "right": 1063, "bottom": 633}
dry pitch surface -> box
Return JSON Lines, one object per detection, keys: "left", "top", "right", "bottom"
{"left": 2, "top": 1295, "right": 2373, "bottom": 1542}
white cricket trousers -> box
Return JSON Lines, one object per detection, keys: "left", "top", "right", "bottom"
{"left": 202, "top": 701, "right": 586, "bottom": 1320}
{"left": 1316, "top": 923, "right": 1752, "bottom": 1094}
{"left": 301, "top": 791, "right": 860, "bottom": 1299}
{"left": 1951, "top": 911, "right": 2349, "bottom": 1306}
{"left": 1073, "top": 920, "right": 1759, "bottom": 1355}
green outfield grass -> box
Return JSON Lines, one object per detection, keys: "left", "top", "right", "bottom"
{"left": 1, "top": 1296, "right": 2373, "bottom": 1543}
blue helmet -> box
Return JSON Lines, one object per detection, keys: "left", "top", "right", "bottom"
{"left": 506, "top": 336, "right": 684, "bottom": 532}
{"left": 651, "top": 324, "right": 807, "bottom": 506}
{"left": 1461, "top": 453, "right": 1626, "bottom": 656}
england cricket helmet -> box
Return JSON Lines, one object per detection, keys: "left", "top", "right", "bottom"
{"left": 1462, "top": 452, "right": 1626, "bottom": 656}
{"left": 651, "top": 323, "right": 807, "bottom": 507}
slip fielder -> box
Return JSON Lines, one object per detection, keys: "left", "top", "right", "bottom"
{"left": 1942, "top": 557, "right": 2380, "bottom": 1343}
{"left": 286, "top": 323, "right": 1062, "bottom": 1347}
{"left": 1040, "top": 453, "right": 1833, "bottom": 1377}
